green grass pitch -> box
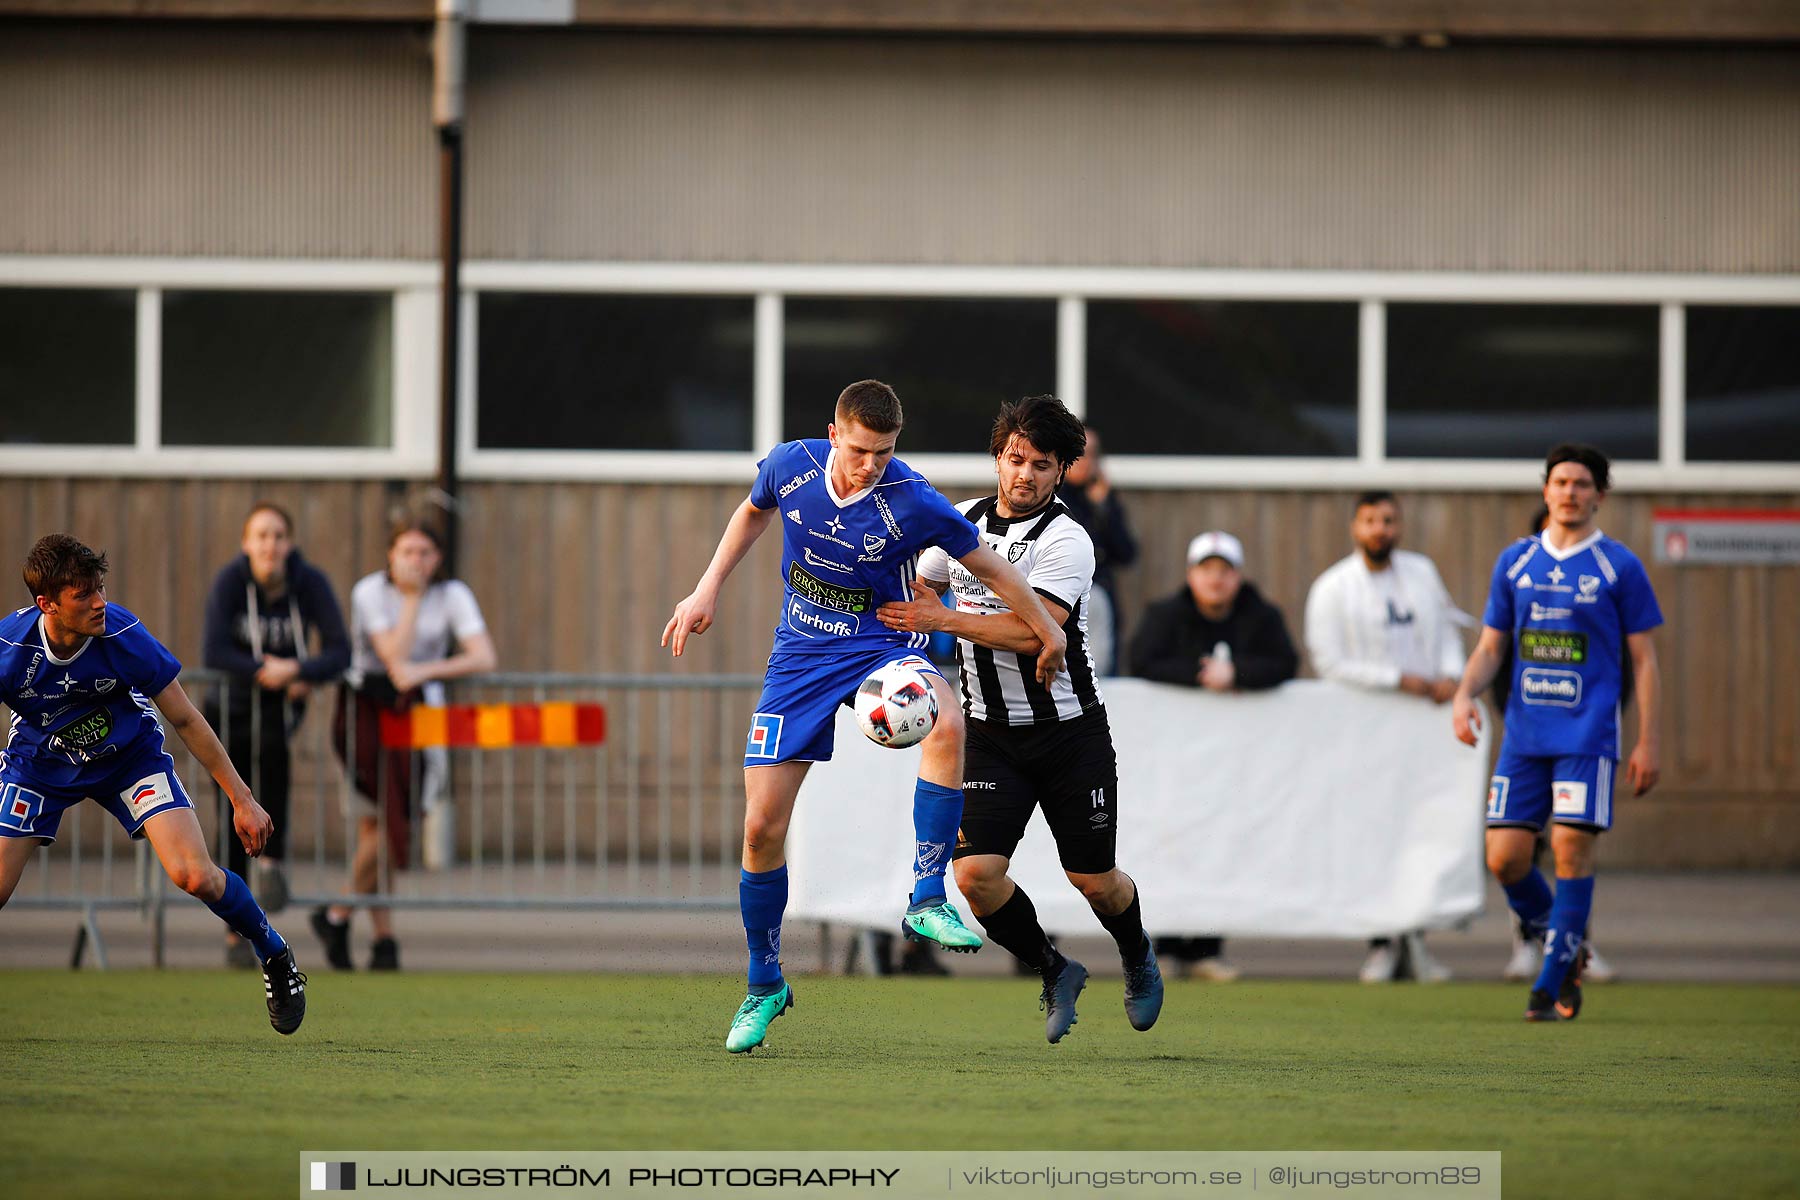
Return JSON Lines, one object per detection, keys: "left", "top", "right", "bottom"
{"left": 1, "top": 971, "right": 1795, "bottom": 1199}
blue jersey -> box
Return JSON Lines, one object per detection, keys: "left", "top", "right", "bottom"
{"left": 1482, "top": 531, "right": 1663, "bottom": 758}
{"left": 749, "top": 439, "right": 981, "bottom": 658}
{"left": 0, "top": 603, "right": 182, "bottom": 791}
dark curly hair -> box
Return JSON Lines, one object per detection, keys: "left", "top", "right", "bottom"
{"left": 987, "top": 395, "right": 1087, "bottom": 468}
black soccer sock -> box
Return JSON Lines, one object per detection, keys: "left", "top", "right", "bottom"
{"left": 1094, "top": 879, "right": 1148, "bottom": 965}
{"left": 976, "top": 885, "right": 1062, "bottom": 979}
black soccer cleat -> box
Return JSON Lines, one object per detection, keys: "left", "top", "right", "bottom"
{"left": 1556, "top": 943, "right": 1591, "bottom": 1020}
{"left": 1040, "top": 957, "right": 1088, "bottom": 1044}
{"left": 1524, "top": 988, "right": 1562, "bottom": 1022}
{"left": 309, "top": 906, "right": 353, "bottom": 971}
{"left": 263, "top": 947, "right": 307, "bottom": 1036}
{"left": 369, "top": 937, "right": 400, "bottom": 972}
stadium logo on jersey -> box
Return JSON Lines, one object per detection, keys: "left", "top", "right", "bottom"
{"left": 778, "top": 469, "right": 819, "bottom": 499}
{"left": 872, "top": 492, "right": 904, "bottom": 540}
{"left": 119, "top": 771, "right": 176, "bottom": 821}
{"left": 1578, "top": 575, "right": 1601, "bottom": 602}
{"left": 787, "top": 509, "right": 801, "bottom": 524}
{"left": 1007, "top": 542, "right": 1028, "bottom": 563}
{"left": 21, "top": 651, "right": 42, "bottom": 687}
{"left": 745, "top": 713, "right": 784, "bottom": 760}
{"left": 0, "top": 782, "right": 45, "bottom": 833}
{"left": 802, "top": 548, "right": 855, "bottom": 575}
{"left": 1520, "top": 668, "right": 1582, "bottom": 707}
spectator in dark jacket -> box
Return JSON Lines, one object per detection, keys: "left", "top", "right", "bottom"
{"left": 203, "top": 502, "right": 350, "bottom": 966}
{"left": 1129, "top": 531, "right": 1299, "bottom": 693}
{"left": 1057, "top": 425, "right": 1138, "bottom": 674}
{"left": 1128, "top": 529, "right": 1299, "bottom": 980}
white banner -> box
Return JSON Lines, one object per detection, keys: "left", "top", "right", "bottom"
{"left": 790, "top": 679, "right": 1489, "bottom": 939}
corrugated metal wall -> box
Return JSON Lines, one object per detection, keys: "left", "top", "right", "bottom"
{"left": 3, "top": 476, "right": 1795, "bottom": 868}
{"left": 4, "top": 24, "right": 1797, "bottom": 270}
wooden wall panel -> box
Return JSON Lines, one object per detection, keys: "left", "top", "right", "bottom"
{"left": 1, "top": 476, "right": 1795, "bottom": 866}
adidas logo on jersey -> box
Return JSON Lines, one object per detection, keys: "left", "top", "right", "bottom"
{"left": 787, "top": 510, "right": 801, "bottom": 524}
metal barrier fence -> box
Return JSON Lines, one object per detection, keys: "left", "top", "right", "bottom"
{"left": 6, "top": 670, "right": 763, "bottom": 967}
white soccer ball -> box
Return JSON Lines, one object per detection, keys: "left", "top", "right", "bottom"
{"left": 854, "top": 658, "right": 940, "bottom": 749}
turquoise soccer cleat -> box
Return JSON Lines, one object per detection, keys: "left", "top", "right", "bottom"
{"left": 725, "top": 983, "right": 794, "bottom": 1054}
{"left": 900, "top": 900, "right": 984, "bottom": 953}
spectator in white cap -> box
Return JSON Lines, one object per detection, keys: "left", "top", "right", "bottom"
{"left": 1129, "top": 531, "right": 1299, "bottom": 694}
{"left": 1127, "top": 529, "right": 1299, "bottom": 979}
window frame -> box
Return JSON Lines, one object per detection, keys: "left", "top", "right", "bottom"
{"left": 4, "top": 255, "right": 1797, "bottom": 490}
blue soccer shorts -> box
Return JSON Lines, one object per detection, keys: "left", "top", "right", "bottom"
{"left": 1486, "top": 745, "right": 1617, "bottom": 833}
{"left": 0, "top": 748, "right": 194, "bottom": 844}
{"left": 743, "top": 646, "right": 944, "bottom": 768}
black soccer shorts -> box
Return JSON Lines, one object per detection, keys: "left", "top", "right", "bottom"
{"left": 953, "top": 705, "right": 1119, "bottom": 875}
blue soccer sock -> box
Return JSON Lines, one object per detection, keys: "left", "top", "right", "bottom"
{"left": 908, "top": 779, "right": 962, "bottom": 908}
{"left": 1502, "top": 867, "right": 1555, "bottom": 943}
{"left": 1533, "top": 875, "right": 1595, "bottom": 995}
{"left": 206, "top": 869, "right": 288, "bottom": 962}
{"left": 740, "top": 865, "right": 788, "bottom": 990}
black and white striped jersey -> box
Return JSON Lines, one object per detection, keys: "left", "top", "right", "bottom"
{"left": 917, "top": 496, "right": 1103, "bottom": 726}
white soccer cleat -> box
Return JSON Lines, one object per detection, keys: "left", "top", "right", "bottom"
{"left": 1584, "top": 944, "right": 1618, "bottom": 983}
{"left": 1502, "top": 935, "right": 1541, "bottom": 982}
{"left": 1404, "top": 932, "right": 1453, "bottom": 983}
{"left": 1359, "top": 942, "right": 1400, "bottom": 984}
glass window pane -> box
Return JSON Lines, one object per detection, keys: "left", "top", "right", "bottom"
{"left": 1086, "top": 300, "right": 1357, "bottom": 457}
{"left": 0, "top": 288, "right": 135, "bottom": 446}
{"left": 783, "top": 298, "right": 1056, "bottom": 452}
{"left": 477, "top": 293, "right": 753, "bottom": 451}
{"left": 1686, "top": 305, "right": 1800, "bottom": 463}
{"left": 1386, "top": 303, "right": 1657, "bottom": 460}
{"left": 162, "top": 291, "right": 392, "bottom": 447}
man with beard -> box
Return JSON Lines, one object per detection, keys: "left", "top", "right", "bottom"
{"left": 1305, "top": 490, "right": 1469, "bottom": 983}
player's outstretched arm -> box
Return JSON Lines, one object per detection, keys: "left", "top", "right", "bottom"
{"left": 662, "top": 499, "right": 776, "bottom": 657}
{"left": 151, "top": 679, "right": 271, "bottom": 856}
{"left": 1450, "top": 626, "right": 1508, "bottom": 746}
{"left": 954, "top": 544, "right": 1067, "bottom": 684}
{"left": 877, "top": 586, "right": 1069, "bottom": 655}
{"left": 1626, "top": 630, "right": 1661, "bottom": 795}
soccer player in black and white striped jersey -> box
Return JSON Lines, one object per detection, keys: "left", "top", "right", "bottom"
{"left": 877, "top": 396, "right": 1163, "bottom": 1044}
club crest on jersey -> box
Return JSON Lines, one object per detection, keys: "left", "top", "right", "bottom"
{"left": 1007, "top": 542, "right": 1028, "bottom": 563}
{"left": 95, "top": 678, "right": 117, "bottom": 694}
{"left": 863, "top": 534, "right": 886, "bottom": 556}
{"left": 1578, "top": 575, "right": 1601, "bottom": 602}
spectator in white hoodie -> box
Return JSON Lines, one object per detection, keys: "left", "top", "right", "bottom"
{"left": 1305, "top": 490, "right": 1468, "bottom": 984}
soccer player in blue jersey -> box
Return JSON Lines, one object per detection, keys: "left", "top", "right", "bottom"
{"left": 0, "top": 535, "right": 306, "bottom": 1034}
{"left": 662, "top": 379, "right": 1069, "bottom": 1053}
{"left": 1452, "top": 445, "right": 1663, "bottom": 1021}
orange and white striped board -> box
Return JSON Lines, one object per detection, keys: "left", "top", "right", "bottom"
{"left": 378, "top": 703, "right": 605, "bottom": 751}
